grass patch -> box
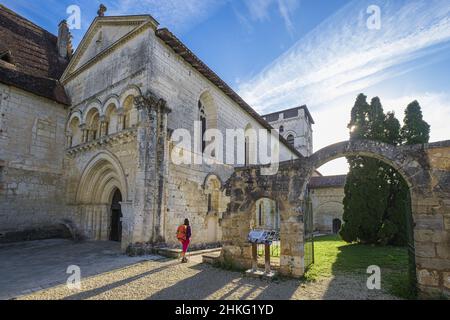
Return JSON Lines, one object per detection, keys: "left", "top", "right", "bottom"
{"left": 304, "top": 235, "right": 415, "bottom": 299}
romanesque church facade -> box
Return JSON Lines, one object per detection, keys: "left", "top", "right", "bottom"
{"left": 0, "top": 5, "right": 341, "bottom": 249}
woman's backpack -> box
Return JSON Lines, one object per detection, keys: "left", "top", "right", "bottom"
{"left": 176, "top": 225, "right": 187, "bottom": 241}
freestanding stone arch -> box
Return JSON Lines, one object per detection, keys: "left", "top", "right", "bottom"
{"left": 221, "top": 139, "right": 450, "bottom": 298}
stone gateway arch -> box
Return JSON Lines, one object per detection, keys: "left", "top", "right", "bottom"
{"left": 220, "top": 139, "right": 450, "bottom": 298}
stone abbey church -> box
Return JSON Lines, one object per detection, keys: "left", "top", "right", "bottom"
{"left": 0, "top": 5, "right": 343, "bottom": 249}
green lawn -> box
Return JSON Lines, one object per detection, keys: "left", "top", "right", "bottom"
{"left": 304, "top": 235, "right": 415, "bottom": 299}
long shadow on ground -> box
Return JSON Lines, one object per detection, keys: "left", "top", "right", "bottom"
{"left": 146, "top": 263, "right": 299, "bottom": 300}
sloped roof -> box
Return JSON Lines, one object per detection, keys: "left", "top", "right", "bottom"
{"left": 309, "top": 175, "right": 347, "bottom": 189}
{"left": 0, "top": 5, "right": 69, "bottom": 105}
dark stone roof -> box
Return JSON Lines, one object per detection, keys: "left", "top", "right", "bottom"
{"left": 309, "top": 174, "right": 347, "bottom": 189}
{"left": 0, "top": 5, "right": 69, "bottom": 105}
{"left": 155, "top": 28, "right": 303, "bottom": 158}
{"left": 262, "top": 105, "right": 315, "bottom": 125}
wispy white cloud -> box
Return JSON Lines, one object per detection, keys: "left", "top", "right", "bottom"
{"left": 244, "top": 0, "right": 273, "bottom": 21}
{"left": 109, "top": 0, "right": 228, "bottom": 33}
{"left": 239, "top": 0, "right": 450, "bottom": 114}
{"left": 277, "top": 0, "right": 299, "bottom": 35}
{"left": 242, "top": 0, "right": 300, "bottom": 35}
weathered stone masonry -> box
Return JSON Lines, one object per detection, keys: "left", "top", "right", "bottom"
{"left": 1, "top": 5, "right": 448, "bottom": 299}
{"left": 132, "top": 91, "right": 171, "bottom": 246}
{"left": 220, "top": 139, "right": 450, "bottom": 298}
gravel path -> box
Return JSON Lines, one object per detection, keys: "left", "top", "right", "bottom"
{"left": 18, "top": 255, "right": 400, "bottom": 300}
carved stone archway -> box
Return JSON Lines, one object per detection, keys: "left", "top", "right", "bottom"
{"left": 76, "top": 151, "right": 129, "bottom": 242}
{"left": 221, "top": 139, "right": 450, "bottom": 298}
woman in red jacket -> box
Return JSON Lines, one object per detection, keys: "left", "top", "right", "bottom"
{"left": 180, "top": 218, "right": 191, "bottom": 263}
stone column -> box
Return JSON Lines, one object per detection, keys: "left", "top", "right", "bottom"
{"left": 94, "top": 206, "right": 102, "bottom": 240}
{"left": 279, "top": 203, "right": 305, "bottom": 278}
{"left": 80, "top": 125, "right": 88, "bottom": 143}
{"left": 66, "top": 134, "right": 73, "bottom": 148}
{"left": 131, "top": 91, "right": 171, "bottom": 245}
{"left": 117, "top": 109, "right": 125, "bottom": 131}
{"left": 413, "top": 194, "right": 450, "bottom": 298}
{"left": 100, "top": 116, "right": 108, "bottom": 137}
{"left": 120, "top": 201, "right": 134, "bottom": 251}
{"left": 97, "top": 204, "right": 109, "bottom": 240}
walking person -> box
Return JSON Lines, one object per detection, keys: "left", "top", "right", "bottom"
{"left": 176, "top": 218, "right": 191, "bottom": 263}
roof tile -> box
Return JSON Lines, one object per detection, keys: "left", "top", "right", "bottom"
{"left": 0, "top": 5, "right": 69, "bottom": 105}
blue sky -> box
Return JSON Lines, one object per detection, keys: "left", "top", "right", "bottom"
{"left": 2, "top": 0, "right": 450, "bottom": 175}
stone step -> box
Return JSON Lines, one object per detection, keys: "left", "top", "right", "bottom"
{"left": 202, "top": 251, "right": 221, "bottom": 264}
{"left": 245, "top": 269, "right": 277, "bottom": 280}
{"left": 157, "top": 247, "right": 222, "bottom": 259}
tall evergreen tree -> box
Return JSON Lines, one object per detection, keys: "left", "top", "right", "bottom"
{"left": 340, "top": 95, "right": 389, "bottom": 243}
{"left": 401, "top": 100, "right": 430, "bottom": 144}
{"left": 341, "top": 96, "right": 431, "bottom": 246}
{"left": 378, "top": 112, "right": 405, "bottom": 245}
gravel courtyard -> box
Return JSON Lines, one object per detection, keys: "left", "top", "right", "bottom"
{"left": 0, "top": 240, "right": 399, "bottom": 300}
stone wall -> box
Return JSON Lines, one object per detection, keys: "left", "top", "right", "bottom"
{"left": 165, "top": 160, "right": 231, "bottom": 245}
{"left": 414, "top": 142, "right": 450, "bottom": 297}
{"left": 310, "top": 187, "right": 344, "bottom": 233}
{"left": 149, "top": 31, "right": 297, "bottom": 164}
{"left": 59, "top": 20, "right": 300, "bottom": 249}
{"left": 0, "top": 84, "right": 68, "bottom": 236}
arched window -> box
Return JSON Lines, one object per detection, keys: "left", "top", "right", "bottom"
{"left": 68, "top": 116, "right": 82, "bottom": 147}
{"left": 287, "top": 134, "right": 295, "bottom": 147}
{"left": 255, "top": 198, "right": 279, "bottom": 230}
{"left": 258, "top": 202, "right": 263, "bottom": 226}
{"left": 244, "top": 124, "right": 256, "bottom": 166}
{"left": 91, "top": 114, "right": 100, "bottom": 140}
{"left": 199, "top": 101, "right": 206, "bottom": 153}
{"left": 123, "top": 96, "right": 137, "bottom": 130}
{"left": 204, "top": 174, "right": 221, "bottom": 214}
{"left": 105, "top": 103, "right": 118, "bottom": 135}
{"left": 279, "top": 126, "right": 284, "bottom": 134}
{"left": 85, "top": 108, "right": 100, "bottom": 142}
{"left": 207, "top": 194, "right": 212, "bottom": 212}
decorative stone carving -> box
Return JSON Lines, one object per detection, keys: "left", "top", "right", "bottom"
{"left": 97, "top": 4, "right": 107, "bottom": 17}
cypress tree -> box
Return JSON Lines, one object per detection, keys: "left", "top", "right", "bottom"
{"left": 378, "top": 112, "right": 405, "bottom": 245}
{"left": 340, "top": 95, "right": 388, "bottom": 243}
{"left": 401, "top": 100, "right": 430, "bottom": 144}
{"left": 341, "top": 96, "right": 430, "bottom": 246}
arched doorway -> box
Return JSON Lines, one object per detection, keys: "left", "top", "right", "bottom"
{"left": 76, "top": 152, "right": 128, "bottom": 242}
{"left": 110, "top": 189, "right": 122, "bottom": 242}
{"left": 307, "top": 141, "right": 418, "bottom": 296}
{"left": 332, "top": 218, "right": 342, "bottom": 234}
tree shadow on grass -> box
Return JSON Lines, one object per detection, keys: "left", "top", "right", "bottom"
{"left": 315, "top": 236, "right": 412, "bottom": 300}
